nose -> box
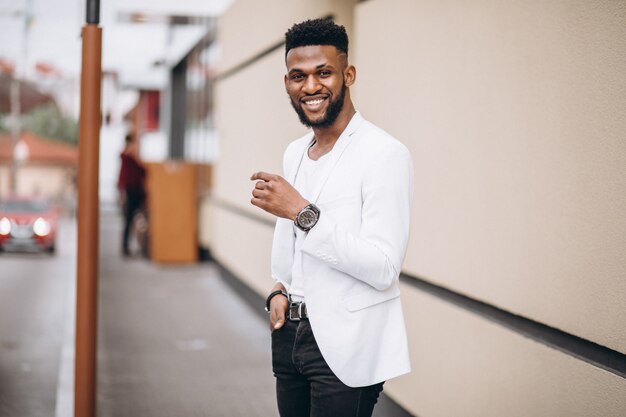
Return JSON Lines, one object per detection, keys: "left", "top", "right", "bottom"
{"left": 302, "top": 75, "right": 321, "bottom": 94}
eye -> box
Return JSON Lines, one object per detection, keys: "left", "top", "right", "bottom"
{"left": 319, "top": 70, "right": 331, "bottom": 77}
{"left": 291, "top": 73, "right": 304, "bottom": 80}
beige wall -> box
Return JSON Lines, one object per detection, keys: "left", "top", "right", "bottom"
{"left": 0, "top": 164, "right": 73, "bottom": 200}
{"left": 205, "top": 0, "right": 626, "bottom": 416}
{"left": 0, "top": 166, "right": 8, "bottom": 197}
{"left": 392, "top": 283, "right": 626, "bottom": 417}
{"left": 353, "top": 0, "right": 626, "bottom": 352}
{"left": 211, "top": 205, "right": 274, "bottom": 296}
{"left": 218, "top": 0, "right": 357, "bottom": 73}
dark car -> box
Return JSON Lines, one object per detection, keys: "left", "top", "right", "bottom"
{"left": 0, "top": 197, "right": 59, "bottom": 254}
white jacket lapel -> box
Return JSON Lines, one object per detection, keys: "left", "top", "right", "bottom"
{"left": 287, "top": 133, "right": 315, "bottom": 185}
{"left": 272, "top": 132, "right": 313, "bottom": 286}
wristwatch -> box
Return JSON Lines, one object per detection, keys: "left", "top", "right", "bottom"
{"left": 294, "top": 203, "right": 320, "bottom": 232}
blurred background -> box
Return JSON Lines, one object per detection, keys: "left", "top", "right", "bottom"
{"left": 0, "top": 0, "right": 625, "bottom": 416}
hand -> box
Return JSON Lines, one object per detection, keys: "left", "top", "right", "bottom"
{"left": 268, "top": 284, "right": 289, "bottom": 331}
{"left": 118, "top": 190, "right": 127, "bottom": 208}
{"left": 250, "top": 171, "right": 309, "bottom": 220}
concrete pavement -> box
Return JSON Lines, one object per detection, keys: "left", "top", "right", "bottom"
{"left": 97, "top": 210, "right": 278, "bottom": 417}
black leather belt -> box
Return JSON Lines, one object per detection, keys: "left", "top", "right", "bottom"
{"left": 288, "top": 301, "right": 308, "bottom": 321}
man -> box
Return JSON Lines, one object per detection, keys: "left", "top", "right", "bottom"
{"left": 250, "top": 18, "right": 413, "bottom": 417}
{"left": 117, "top": 133, "right": 146, "bottom": 257}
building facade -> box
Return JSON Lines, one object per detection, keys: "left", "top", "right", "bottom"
{"left": 0, "top": 132, "right": 77, "bottom": 206}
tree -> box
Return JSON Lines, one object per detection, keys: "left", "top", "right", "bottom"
{"left": 22, "top": 104, "right": 78, "bottom": 145}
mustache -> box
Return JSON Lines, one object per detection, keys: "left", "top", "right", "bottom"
{"left": 289, "top": 84, "right": 347, "bottom": 129}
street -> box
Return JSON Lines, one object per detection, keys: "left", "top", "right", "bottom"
{"left": 0, "top": 217, "right": 76, "bottom": 417}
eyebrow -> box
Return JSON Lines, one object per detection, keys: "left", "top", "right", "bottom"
{"left": 288, "top": 63, "right": 335, "bottom": 75}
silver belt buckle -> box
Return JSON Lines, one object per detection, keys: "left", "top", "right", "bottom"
{"left": 288, "top": 302, "right": 303, "bottom": 321}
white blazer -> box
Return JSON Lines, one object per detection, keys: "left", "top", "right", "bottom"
{"left": 271, "top": 112, "right": 413, "bottom": 387}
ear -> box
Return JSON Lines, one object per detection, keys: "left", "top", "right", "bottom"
{"left": 284, "top": 73, "right": 289, "bottom": 89}
{"left": 343, "top": 65, "right": 356, "bottom": 87}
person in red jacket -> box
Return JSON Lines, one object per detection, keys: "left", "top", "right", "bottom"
{"left": 117, "top": 134, "right": 146, "bottom": 256}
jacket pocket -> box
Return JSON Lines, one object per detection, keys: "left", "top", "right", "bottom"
{"left": 344, "top": 285, "right": 401, "bottom": 312}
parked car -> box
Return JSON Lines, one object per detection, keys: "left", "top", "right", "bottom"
{"left": 0, "top": 197, "right": 59, "bottom": 254}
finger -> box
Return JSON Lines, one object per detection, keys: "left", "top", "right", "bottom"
{"left": 269, "top": 306, "right": 285, "bottom": 329}
{"left": 274, "top": 311, "right": 285, "bottom": 330}
{"left": 251, "top": 171, "right": 275, "bottom": 182}
{"left": 272, "top": 303, "right": 287, "bottom": 330}
{"left": 254, "top": 181, "right": 267, "bottom": 190}
{"left": 251, "top": 189, "right": 266, "bottom": 198}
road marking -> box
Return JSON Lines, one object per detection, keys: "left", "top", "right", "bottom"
{"left": 55, "top": 219, "right": 76, "bottom": 417}
{"left": 54, "top": 267, "right": 75, "bottom": 417}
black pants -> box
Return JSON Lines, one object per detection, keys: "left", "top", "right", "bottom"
{"left": 272, "top": 319, "right": 384, "bottom": 417}
{"left": 122, "top": 188, "right": 145, "bottom": 254}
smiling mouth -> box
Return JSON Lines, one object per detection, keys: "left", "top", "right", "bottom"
{"left": 301, "top": 96, "right": 328, "bottom": 110}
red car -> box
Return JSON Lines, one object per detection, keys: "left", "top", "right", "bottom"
{"left": 0, "top": 197, "right": 59, "bottom": 254}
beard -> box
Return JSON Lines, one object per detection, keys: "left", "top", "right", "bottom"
{"left": 290, "top": 83, "right": 347, "bottom": 129}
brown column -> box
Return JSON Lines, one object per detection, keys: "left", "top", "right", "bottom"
{"left": 75, "top": 23, "right": 102, "bottom": 417}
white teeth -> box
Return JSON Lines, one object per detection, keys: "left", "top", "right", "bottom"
{"left": 305, "top": 99, "right": 324, "bottom": 105}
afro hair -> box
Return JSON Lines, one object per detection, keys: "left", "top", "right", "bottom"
{"left": 285, "top": 18, "right": 349, "bottom": 56}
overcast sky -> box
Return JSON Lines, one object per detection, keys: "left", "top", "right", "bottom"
{"left": 0, "top": 0, "right": 232, "bottom": 79}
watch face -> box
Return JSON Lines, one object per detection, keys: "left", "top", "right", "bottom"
{"left": 295, "top": 204, "right": 320, "bottom": 231}
{"left": 299, "top": 208, "right": 317, "bottom": 228}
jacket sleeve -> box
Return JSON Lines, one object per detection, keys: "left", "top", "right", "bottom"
{"left": 270, "top": 140, "right": 303, "bottom": 288}
{"left": 300, "top": 145, "right": 414, "bottom": 290}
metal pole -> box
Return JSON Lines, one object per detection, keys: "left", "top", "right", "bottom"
{"left": 75, "top": 0, "right": 101, "bottom": 416}
{"left": 9, "top": 77, "right": 20, "bottom": 193}
{"left": 9, "top": 0, "right": 32, "bottom": 194}
{"left": 86, "top": 0, "right": 100, "bottom": 24}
